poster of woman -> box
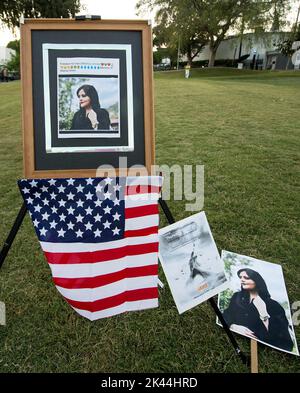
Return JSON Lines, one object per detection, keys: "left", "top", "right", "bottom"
{"left": 218, "top": 250, "right": 299, "bottom": 356}
{"left": 57, "top": 57, "right": 120, "bottom": 138}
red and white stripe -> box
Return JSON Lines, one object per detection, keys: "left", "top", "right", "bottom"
{"left": 39, "top": 176, "right": 162, "bottom": 321}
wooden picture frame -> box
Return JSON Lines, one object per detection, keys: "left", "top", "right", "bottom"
{"left": 21, "top": 19, "right": 155, "bottom": 178}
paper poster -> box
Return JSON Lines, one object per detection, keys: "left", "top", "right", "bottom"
{"left": 57, "top": 57, "right": 120, "bottom": 138}
{"left": 159, "top": 212, "right": 228, "bottom": 314}
{"left": 218, "top": 250, "right": 299, "bottom": 356}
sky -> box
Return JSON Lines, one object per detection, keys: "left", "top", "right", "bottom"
{"left": 0, "top": 0, "right": 155, "bottom": 46}
{"left": 0, "top": 0, "right": 299, "bottom": 47}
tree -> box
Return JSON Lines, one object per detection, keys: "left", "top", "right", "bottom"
{"left": 191, "top": 0, "right": 291, "bottom": 67}
{"left": 150, "top": 1, "right": 208, "bottom": 67}
{"left": 276, "top": 23, "right": 300, "bottom": 69}
{"left": 0, "top": 0, "right": 81, "bottom": 30}
{"left": 137, "top": 0, "right": 291, "bottom": 67}
{"left": 5, "top": 40, "right": 20, "bottom": 73}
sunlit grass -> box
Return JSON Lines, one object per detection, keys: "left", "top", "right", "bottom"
{"left": 0, "top": 69, "right": 299, "bottom": 372}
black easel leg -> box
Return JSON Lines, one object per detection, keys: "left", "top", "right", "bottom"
{"left": 208, "top": 298, "right": 249, "bottom": 365}
{"left": 0, "top": 202, "right": 27, "bottom": 269}
{"left": 158, "top": 198, "right": 249, "bottom": 366}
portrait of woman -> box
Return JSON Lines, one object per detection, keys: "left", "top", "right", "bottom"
{"left": 222, "top": 268, "right": 294, "bottom": 352}
{"left": 71, "top": 84, "right": 111, "bottom": 131}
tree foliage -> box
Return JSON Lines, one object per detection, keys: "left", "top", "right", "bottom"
{"left": 0, "top": 0, "right": 81, "bottom": 29}
{"left": 151, "top": 1, "right": 208, "bottom": 66}
{"left": 137, "top": 0, "right": 291, "bottom": 67}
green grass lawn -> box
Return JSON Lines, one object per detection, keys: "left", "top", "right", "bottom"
{"left": 0, "top": 68, "right": 300, "bottom": 372}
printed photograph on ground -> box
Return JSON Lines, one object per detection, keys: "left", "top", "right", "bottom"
{"left": 218, "top": 250, "right": 299, "bottom": 356}
{"left": 159, "top": 212, "right": 228, "bottom": 314}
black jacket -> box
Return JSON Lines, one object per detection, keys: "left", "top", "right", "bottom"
{"left": 223, "top": 291, "right": 294, "bottom": 351}
{"left": 71, "top": 108, "right": 111, "bottom": 130}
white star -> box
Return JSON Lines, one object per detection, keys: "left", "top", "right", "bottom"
{"left": 34, "top": 192, "right": 41, "bottom": 199}
{"left": 58, "top": 199, "right": 66, "bottom": 207}
{"left": 29, "top": 179, "right": 38, "bottom": 187}
{"left": 113, "top": 198, "right": 120, "bottom": 206}
{"left": 41, "top": 185, "right": 48, "bottom": 192}
{"left": 76, "top": 184, "right": 84, "bottom": 193}
{"left": 42, "top": 198, "right": 49, "bottom": 206}
{"left": 67, "top": 178, "right": 75, "bottom": 185}
{"left": 76, "top": 214, "right": 84, "bottom": 223}
{"left": 113, "top": 184, "right": 122, "bottom": 192}
{"left": 103, "top": 191, "right": 112, "bottom": 200}
{"left": 86, "top": 192, "right": 93, "bottom": 200}
{"left": 50, "top": 192, "right": 56, "bottom": 200}
{"left": 94, "top": 213, "right": 102, "bottom": 222}
{"left": 51, "top": 206, "right": 58, "bottom": 214}
{"left": 26, "top": 197, "right": 33, "bottom": 204}
{"left": 103, "top": 205, "right": 112, "bottom": 214}
{"left": 75, "top": 229, "right": 83, "bottom": 238}
{"left": 22, "top": 187, "right": 30, "bottom": 194}
{"left": 67, "top": 221, "right": 75, "bottom": 230}
{"left": 41, "top": 212, "right": 50, "bottom": 221}
{"left": 33, "top": 219, "right": 40, "bottom": 227}
{"left": 29, "top": 211, "right": 33, "bottom": 218}
{"left": 57, "top": 228, "right": 66, "bottom": 237}
{"left": 103, "top": 220, "right": 111, "bottom": 229}
{"left": 58, "top": 185, "right": 66, "bottom": 193}
{"left": 40, "top": 227, "right": 47, "bottom": 236}
{"left": 85, "top": 221, "right": 93, "bottom": 231}
{"left": 49, "top": 220, "right": 57, "bottom": 229}
{"left": 67, "top": 192, "right": 75, "bottom": 200}
{"left": 86, "top": 178, "right": 94, "bottom": 185}
{"left": 95, "top": 199, "right": 102, "bottom": 207}
{"left": 85, "top": 206, "right": 93, "bottom": 215}
{"left": 94, "top": 229, "right": 102, "bottom": 237}
{"left": 67, "top": 206, "right": 75, "bottom": 215}
{"left": 77, "top": 199, "right": 84, "bottom": 208}
{"left": 34, "top": 204, "right": 42, "bottom": 212}
{"left": 49, "top": 179, "right": 56, "bottom": 186}
{"left": 112, "top": 227, "right": 121, "bottom": 236}
{"left": 104, "top": 177, "right": 113, "bottom": 185}
{"left": 59, "top": 213, "right": 66, "bottom": 222}
{"left": 113, "top": 212, "right": 121, "bottom": 221}
{"left": 95, "top": 184, "right": 103, "bottom": 193}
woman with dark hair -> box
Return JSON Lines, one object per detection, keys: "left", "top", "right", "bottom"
{"left": 71, "top": 84, "right": 111, "bottom": 130}
{"left": 223, "top": 268, "right": 294, "bottom": 352}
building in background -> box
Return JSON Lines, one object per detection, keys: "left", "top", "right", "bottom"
{"left": 0, "top": 47, "right": 15, "bottom": 65}
{"left": 192, "top": 32, "right": 294, "bottom": 70}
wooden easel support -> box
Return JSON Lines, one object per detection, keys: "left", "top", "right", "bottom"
{"left": 251, "top": 340, "right": 258, "bottom": 373}
{"left": 158, "top": 198, "right": 250, "bottom": 367}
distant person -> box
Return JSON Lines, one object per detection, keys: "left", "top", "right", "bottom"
{"left": 3, "top": 68, "right": 8, "bottom": 82}
{"left": 71, "top": 84, "right": 111, "bottom": 130}
{"left": 222, "top": 268, "right": 294, "bottom": 352}
{"left": 184, "top": 64, "right": 191, "bottom": 79}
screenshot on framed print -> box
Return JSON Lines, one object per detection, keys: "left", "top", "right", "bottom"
{"left": 20, "top": 18, "right": 155, "bottom": 178}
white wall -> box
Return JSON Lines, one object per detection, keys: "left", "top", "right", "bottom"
{"left": 0, "top": 47, "right": 15, "bottom": 65}
{"left": 193, "top": 32, "right": 289, "bottom": 66}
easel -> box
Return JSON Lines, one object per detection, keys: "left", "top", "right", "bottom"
{"left": 0, "top": 198, "right": 253, "bottom": 370}
{"left": 158, "top": 199, "right": 251, "bottom": 368}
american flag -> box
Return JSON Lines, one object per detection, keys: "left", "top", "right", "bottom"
{"left": 18, "top": 176, "right": 162, "bottom": 321}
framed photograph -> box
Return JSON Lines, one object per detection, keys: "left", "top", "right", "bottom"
{"left": 158, "top": 212, "right": 228, "bottom": 314}
{"left": 218, "top": 251, "right": 299, "bottom": 356}
{"left": 21, "top": 19, "right": 155, "bottom": 178}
